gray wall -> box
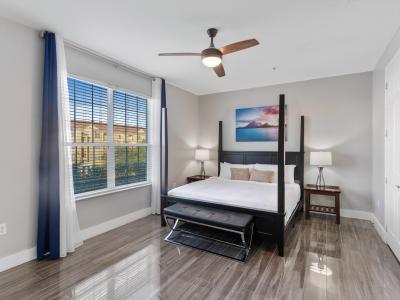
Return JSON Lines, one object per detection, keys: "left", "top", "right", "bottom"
{"left": 0, "top": 17, "right": 42, "bottom": 258}
{"left": 76, "top": 186, "right": 151, "bottom": 229}
{"left": 65, "top": 47, "right": 200, "bottom": 191}
{"left": 0, "top": 13, "right": 390, "bottom": 260}
{"left": 372, "top": 27, "right": 400, "bottom": 225}
{"left": 76, "top": 82, "right": 200, "bottom": 230}
{"left": 199, "top": 73, "right": 372, "bottom": 211}
{"left": 65, "top": 46, "right": 152, "bottom": 97}
{"left": 167, "top": 84, "right": 200, "bottom": 189}
{"left": 64, "top": 47, "right": 154, "bottom": 231}
{"left": 0, "top": 16, "right": 200, "bottom": 259}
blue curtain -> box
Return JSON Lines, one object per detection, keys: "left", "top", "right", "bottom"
{"left": 160, "top": 79, "right": 168, "bottom": 197}
{"left": 161, "top": 79, "right": 166, "bottom": 108}
{"left": 37, "top": 32, "right": 60, "bottom": 260}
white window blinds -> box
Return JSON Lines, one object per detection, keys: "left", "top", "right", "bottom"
{"left": 67, "top": 77, "right": 149, "bottom": 196}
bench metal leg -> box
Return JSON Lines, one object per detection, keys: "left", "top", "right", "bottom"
{"left": 247, "top": 223, "right": 254, "bottom": 250}
{"left": 243, "top": 223, "right": 255, "bottom": 260}
{"left": 240, "top": 233, "right": 247, "bottom": 249}
{"left": 164, "top": 214, "right": 255, "bottom": 262}
{"left": 164, "top": 217, "right": 180, "bottom": 241}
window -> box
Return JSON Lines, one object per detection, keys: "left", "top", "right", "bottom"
{"left": 67, "top": 77, "right": 149, "bottom": 196}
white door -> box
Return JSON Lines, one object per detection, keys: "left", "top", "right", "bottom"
{"left": 385, "top": 50, "right": 400, "bottom": 261}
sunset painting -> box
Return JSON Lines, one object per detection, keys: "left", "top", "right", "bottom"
{"left": 236, "top": 105, "right": 287, "bottom": 142}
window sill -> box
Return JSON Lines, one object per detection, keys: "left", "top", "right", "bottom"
{"left": 74, "top": 181, "right": 152, "bottom": 201}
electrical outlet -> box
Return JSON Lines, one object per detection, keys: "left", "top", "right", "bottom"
{"left": 0, "top": 223, "right": 7, "bottom": 235}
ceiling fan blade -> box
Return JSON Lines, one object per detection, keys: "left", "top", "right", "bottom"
{"left": 213, "top": 64, "right": 225, "bottom": 77}
{"left": 158, "top": 52, "right": 201, "bottom": 56}
{"left": 219, "top": 39, "right": 259, "bottom": 55}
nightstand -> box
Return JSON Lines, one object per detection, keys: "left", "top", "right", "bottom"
{"left": 304, "top": 184, "right": 341, "bottom": 224}
{"left": 187, "top": 175, "right": 211, "bottom": 183}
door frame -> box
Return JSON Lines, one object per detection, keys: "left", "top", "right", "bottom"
{"left": 384, "top": 47, "right": 400, "bottom": 255}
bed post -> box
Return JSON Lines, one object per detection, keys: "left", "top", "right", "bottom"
{"left": 160, "top": 79, "right": 168, "bottom": 226}
{"left": 299, "top": 116, "right": 305, "bottom": 210}
{"left": 277, "top": 94, "right": 285, "bottom": 256}
{"left": 218, "top": 121, "right": 223, "bottom": 176}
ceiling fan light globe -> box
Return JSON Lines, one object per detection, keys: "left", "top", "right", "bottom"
{"left": 201, "top": 48, "right": 223, "bottom": 68}
{"left": 202, "top": 56, "right": 222, "bottom": 67}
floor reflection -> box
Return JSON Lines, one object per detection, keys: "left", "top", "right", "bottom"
{"left": 310, "top": 261, "right": 333, "bottom": 277}
{"left": 1, "top": 215, "right": 400, "bottom": 300}
{"left": 69, "top": 243, "right": 160, "bottom": 299}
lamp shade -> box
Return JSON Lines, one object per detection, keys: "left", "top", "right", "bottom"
{"left": 310, "top": 151, "right": 332, "bottom": 166}
{"left": 195, "top": 149, "right": 210, "bottom": 161}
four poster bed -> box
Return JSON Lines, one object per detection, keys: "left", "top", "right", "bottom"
{"left": 160, "top": 95, "right": 305, "bottom": 257}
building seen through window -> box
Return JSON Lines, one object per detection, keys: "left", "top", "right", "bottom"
{"left": 67, "top": 77, "right": 148, "bottom": 195}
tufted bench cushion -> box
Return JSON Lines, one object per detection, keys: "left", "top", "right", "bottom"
{"left": 164, "top": 203, "right": 254, "bottom": 232}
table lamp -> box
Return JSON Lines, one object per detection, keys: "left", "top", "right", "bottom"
{"left": 310, "top": 151, "right": 332, "bottom": 187}
{"left": 195, "top": 149, "right": 210, "bottom": 178}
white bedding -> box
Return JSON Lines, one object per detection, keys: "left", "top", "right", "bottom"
{"left": 168, "top": 177, "right": 301, "bottom": 224}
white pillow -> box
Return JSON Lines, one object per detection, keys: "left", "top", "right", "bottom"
{"left": 285, "top": 165, "right": 296, "bottom": 184}
{"left": 219, "top": 162, "right": 254, "bottom": 179}
{"left": 254, "top": 164, "right": 296, "bottom": 184}
{"left": 219, "top": 162, "right": 232, "bottom": 179}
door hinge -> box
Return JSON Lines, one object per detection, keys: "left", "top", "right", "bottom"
{"left": 385, "top": 130, "right": 388, "bottom": 137}
{"left": 385, "top": 177, "right": 388, "bottom": 184}
{"left": 385, "top": 82, "right": 389, "bottom": 90}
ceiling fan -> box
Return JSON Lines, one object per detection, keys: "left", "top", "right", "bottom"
{"left": 158, "top": 28, "right": 259, "bottom": 77}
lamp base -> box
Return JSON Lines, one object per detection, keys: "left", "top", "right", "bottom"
{"left": 200, "top": 161, "right": 206, "bottom": 178}
{"left": 315, "top": 167, "right": 325, "bottom": 187}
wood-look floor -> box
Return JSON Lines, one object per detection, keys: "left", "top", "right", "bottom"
{"left": 1, "top": 213, "right": 400, "bottom": 300}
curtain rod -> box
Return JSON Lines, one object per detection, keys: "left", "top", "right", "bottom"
{"left": 39, "top": 31, "right": 156, "bottom": 81}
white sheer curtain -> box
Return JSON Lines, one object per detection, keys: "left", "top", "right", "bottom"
{"left": 150, "top": 78, "right": 162, "bottom": 214}
{"left": 56, "top": 35, "right": 83, "bottom": 256}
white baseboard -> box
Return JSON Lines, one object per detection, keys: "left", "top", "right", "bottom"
{"left": 371, "top": 214, "right": 386, "bottom": 242}
{"left": 386, "top": 231, "right": 400, "bottom": 261}
{"left": 340, "top": 208, "right": 373, "bottom": 221}
{"left": 0, "top": 207, "right": 152, "bottom": 273}
{"left": 81, "top": 207, "right": 152, "bottom": 240}
{"left": 0, "top": 207, "right": 385, "bottom": 273}
{"left": 0, "top": 247, "right": 36, "bottom": 273}
{"left": 340, "top": 209, "right": 387, "bottom": 244}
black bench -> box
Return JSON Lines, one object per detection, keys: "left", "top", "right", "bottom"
{"left": 163, "top": 203, "right": 255, "bottom": 261}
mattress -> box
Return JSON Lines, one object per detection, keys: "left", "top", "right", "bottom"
{"left": 168, "top": 177, "right": 301, "bottom": 224}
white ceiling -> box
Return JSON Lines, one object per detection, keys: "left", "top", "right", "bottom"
{"left": 1, "top": 0, "right": 400, "bottom": 95}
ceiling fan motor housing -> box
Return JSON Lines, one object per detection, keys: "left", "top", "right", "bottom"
{"left": 201, "top": 47, "right": 222, "bottom": 60}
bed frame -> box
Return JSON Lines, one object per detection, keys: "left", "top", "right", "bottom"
{"left": 160, "top": 94, "right": 305, "bottom": 256}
